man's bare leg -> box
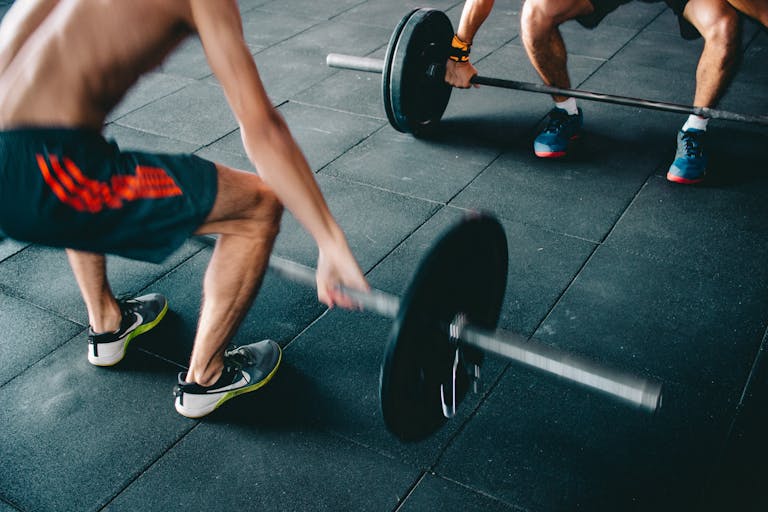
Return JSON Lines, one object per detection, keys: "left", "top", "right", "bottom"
{"left": 520, "top": 0, "right": 595, "bottom": 102}
{"left": 521, "top": 0, "right": 595, "bottom": 157}
{"left": 685, "top": 0, "right": 740, "bottom": 110}
{"left": 66, "top": 249, "right": 121, "bottom": 333}
{"left": 184, "top": 163, "right": 283, "bottom": 387}
{"left": 726, "top": 0, "right": 768, "bottom": 27}
{"left": 668, "top": 0, "right": 740, "bottom": 183}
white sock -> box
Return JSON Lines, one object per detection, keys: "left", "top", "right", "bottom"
{"left": 682, "top": 115, "right": 708, "bottom": 132}
{"left": 555, "top": 98, "right": 579, "bottom": 116}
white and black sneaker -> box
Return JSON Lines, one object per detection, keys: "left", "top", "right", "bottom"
{"left": 87, "top": 293, "right": 168, "bottom": 367}
{"left": 173, "top": 340, "right": 282, "bottom": 418}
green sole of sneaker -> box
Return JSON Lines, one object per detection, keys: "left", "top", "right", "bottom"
{"left": 88, "top": 300, "right": 169, "bottom": 367}
{"left": 176, "top": 345, "right": 283, "bottom": 419}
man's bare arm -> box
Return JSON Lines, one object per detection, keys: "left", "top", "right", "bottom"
{"left": 189, "top": 0, "right": 368, "bottom": 304}
{"left": 456, "top": 0, "right": 496, "bottom": 43}
{"left": 445, "top": 0, "right": 495, "bottom": 88}
{"left": 0, "top": 0, "right": 59, "bottom": 74}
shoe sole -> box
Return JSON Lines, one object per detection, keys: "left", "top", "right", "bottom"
{"left": 666, "top": 172, "right": 705, "bottom": 185}
{"left": 88, "top": 300, "right": 169, "bottom": 367}
{"left": 175, "top": 345, "right": 282, "bottom": 419}
{"left": 534, "top": 135, "right": 580, "bottom": 159}
{"left": 535, "top": 150, "right": 567, "bottom": 158}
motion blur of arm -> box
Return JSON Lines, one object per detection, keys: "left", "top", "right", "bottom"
{"left": 0, "top": 0, "right": 59, "bottom": 74}
{"left": 445, "top": 0, "right": 495, "bottom": 88}
{"left": 190, "top": 0, "right": 369, "bottom": 308}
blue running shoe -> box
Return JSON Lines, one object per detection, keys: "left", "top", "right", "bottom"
{"left": 667, "top": 128, "right": 707, "bottom": 184}
{"left": 534, "top": 107, "right": 583, "bottom": 158}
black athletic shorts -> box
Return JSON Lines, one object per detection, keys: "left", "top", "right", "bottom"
{"left": 0, "top": 128, "right": 218, "bottom": 263}
{"left": 578, "top": 0, "right": 699, "bottom": 40}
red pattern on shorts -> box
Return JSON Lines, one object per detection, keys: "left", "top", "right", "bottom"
{"left": 36, "top": 153, "right": 182, "bottom": 213}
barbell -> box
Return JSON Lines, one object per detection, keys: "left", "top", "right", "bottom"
{"left": 215, "top": 213, "right": 662, "bottom": 441}
{"left": 326, "top": 8, "right": 768, "bottom": 135}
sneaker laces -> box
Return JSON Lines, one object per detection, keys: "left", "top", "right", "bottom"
{"left": 681, "top": 130, "right": 703, "bottom": 158}
{"left": 223, "top": 346, "right": 257, "bottom": 371}
{"left": 116, "top": 296, "right": 144, "bottom": 315}
{"left": 542, "top": 108, "right": 578, "bottom": 135}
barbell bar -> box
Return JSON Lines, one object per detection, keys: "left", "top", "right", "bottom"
{"left": 232, "top": 213, "right": 662, "bottom": 442}
{"left": 326, "top": 8, "right": 768, "bottom": 133}
{"left": 269, "top": 253, "right": 660, "bottom": 411}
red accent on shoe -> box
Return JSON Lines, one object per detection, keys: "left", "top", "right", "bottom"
{"left": 535, "top": 150, "right": 567, "bottom": 158}
{"left": 666, "top": 172, "right": 704, "bottom": 185}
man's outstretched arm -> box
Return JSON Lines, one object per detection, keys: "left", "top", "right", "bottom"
{"left": 445, "top": 0, "right": 496, "bottom": 88}
{"left": 0, "top": 0, "right": 59, "bottom": 74}
{"left": 189, "top": 0, "right": 368, "bottom": 307}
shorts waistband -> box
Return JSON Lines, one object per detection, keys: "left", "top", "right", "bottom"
{"left": 0, "top": 126, "right": 105, "bottom": 141}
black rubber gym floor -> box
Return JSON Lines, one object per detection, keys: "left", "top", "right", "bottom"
{"left": 1, "top": 1, "right": 767, "bottom": 511}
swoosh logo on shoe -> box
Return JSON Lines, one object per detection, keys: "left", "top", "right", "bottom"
{"left": 118, "top": 312, "right": 143, "bottom": 340}
{"left": 204, "top": 372, "right": 250, "bottom": 394}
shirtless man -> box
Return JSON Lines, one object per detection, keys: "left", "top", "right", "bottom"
{"left": 0, "top": 0, "right": 369, "bottom": 418}
{"left": 445, "top": 0, "right": 742, "bottom": 184}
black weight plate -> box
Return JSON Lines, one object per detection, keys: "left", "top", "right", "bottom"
{"left": 387, "top": 8, "right": 454, "bottom": 134}
{"left": 382, "top": 9, "right": 419, "bottom": 131}
{"left": 380, "top": 213, "right": 508, "bottom": 441}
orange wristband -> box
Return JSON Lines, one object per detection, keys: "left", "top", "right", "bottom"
{"left": 448, "top": 34, "right": 471, "bottom": 62}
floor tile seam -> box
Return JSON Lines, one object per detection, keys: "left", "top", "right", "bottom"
{"left": 0, "top": 281, "right": 88, "bottom": 327}
{"left": 325, "top": 0, "right": 386, "bottom": 23}
{"left": 106, "top": 78, "right": 196, "bottom": 125}
{"left": 252, "top": 1, "right": 370, "bottom": 24}
{"left": 350, "top": 204, "right": 449, "bottom": 293}
{"left": 735, "top": 325, "right": 768, "bottom": 408}
{"left": 700, "top": 324, "right": 768, "bottom": 495}
{"left": 318, "top": 426, "right": 419, "bottom": 469}
{"left": 288, "top": 99, "right": 388, "bottom": 125}
{"left": 297, "top": 111, "right": 387, "bottom": 174}
{"left": 110, "top": 119, "right": 214, "bottom": 148}
{"left": 591, "top": 160, "right": 660, "bottom": 246}
{"left": 424, "top": 473, "right": 532, "bottom": 512}
{"left": 281, "top": 307, "right": 332, "bottom": 352}
{"left": 135, "top": 347, "right": 187, "bottom": 371}
{"left": 319, "top": 168, "right": 449, "bottom": 207}
{"left": 391, "top": 471, "right": 429, "bottom": 512}
{"left": 0, "top": 492, "right": 24, "bottom": 512}
{"left": 0, "top": 325, "right": 84, "bottom": 391}
{"left": 245, "top": 9, "right": 327, "bottom": 46}
{"left": 431, "top": 357, "right": 517, "bottom": 469}
{"left": 96, "top": 422, "right": 201, "bottom": 512}
{"left": 743, "top": 26, "right": 765, "bottom": 49}
{"left": 443, "top": 151, "right": 505, "bottom": 206}
{"left": 0, "top": 245, "right": 203, "bottom": 390}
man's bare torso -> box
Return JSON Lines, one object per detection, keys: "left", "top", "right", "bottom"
{"left": 0, "top": 0, "right": 196, "bottom": 130}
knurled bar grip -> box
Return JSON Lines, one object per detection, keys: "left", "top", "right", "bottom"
{"left": 268, "top": 254, "right": 661, "bottom": 412}
{"left": 269, "top": 255, "right": 399, "bottom": 318}
{"left": 326, "top": 53, "right": 768, "bottom": 126}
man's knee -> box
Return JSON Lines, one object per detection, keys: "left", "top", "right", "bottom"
{"left": 522, "top": 0, "right": 593, "bottom": 29}
{"left": 688, "top": 0, "right": 740, "bottom": 45}
{"left": 249, "top": 183, "right": 283, "bottom": 238}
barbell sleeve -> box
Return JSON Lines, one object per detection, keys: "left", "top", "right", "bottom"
{"left": 327, "top": 53, "right": 385, "bottom": 74}
{"left": 458, "top": 322, "right": 662, "bottom": 412}
{"left": 268, "top": 252, "right": 661, "bottom": 412}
